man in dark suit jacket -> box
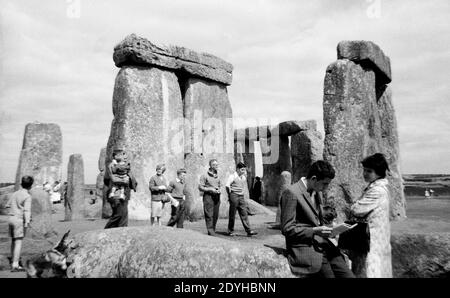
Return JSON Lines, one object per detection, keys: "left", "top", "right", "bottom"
{"left": 280, "top": 160, "right": 354, "bottom": 278}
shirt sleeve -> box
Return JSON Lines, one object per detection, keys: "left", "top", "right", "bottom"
{"left": 280, "top": 188, "right": 315, "bottom": 245}
{"left": 351, "top": 186, "right": 382, "bottom": 217}
{"left": 225, "top": 174, "right": 234, "bottom": 188}
{"left": 167, "top": 181, "right": 174, "bottom": 193}
{"left": 23, "top": 194, "right": 32, "bottom": 224}
{"left": 149, "top": 176, "right": 159, "bottom": 191}
{"left": 198, "top": 175, "right": 207, "bottom": 192}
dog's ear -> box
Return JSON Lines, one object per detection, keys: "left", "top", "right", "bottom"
{"left": 53, "top": 230, "right": 71, "bottom": 253}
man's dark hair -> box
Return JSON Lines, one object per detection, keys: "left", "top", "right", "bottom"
{"left": 209, "top": 159, "right": 218, "bottom": 166}
{"left": 306, "top": 160, "right": 335, "bottom": 181}
{"left": 177, "top": 168, "right": 187, "bottom": 176}
{"left": 236, "top": 162, "right": 246, "bottom": 169}
{"left": 361, "top": 153, "right": 390, "bottom": 178}
{"left": 21, "top": 176, "right": 34, "bottom": 189}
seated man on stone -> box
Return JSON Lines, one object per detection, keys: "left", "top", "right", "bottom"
{"left": 280, "top": 160, "right": 354, "bottom": 278}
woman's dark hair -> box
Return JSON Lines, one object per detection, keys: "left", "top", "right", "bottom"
{"left": 361, "top": 153, "right": 390, "bottom": 178}
{"left": 306, "top": 160, "right": 335, "bottom": 181}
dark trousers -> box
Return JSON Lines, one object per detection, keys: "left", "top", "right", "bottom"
{"left": 228, "top": 193, "right": 251, "bottom": 233}
{"left": 104, "top": 199, "right": 128, "bottom": 229}
{"left": 167, "top": 199, "right": 185, "bottom": 228}
{"left": 203, "top": 193, "right": 220, "bottom": 235}
{"left": 311, "top": 250, "right": 355, "bottom": 278}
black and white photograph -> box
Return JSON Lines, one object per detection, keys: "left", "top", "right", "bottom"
{"left": 0, "top": 0, "right": 449, "bottom": 286}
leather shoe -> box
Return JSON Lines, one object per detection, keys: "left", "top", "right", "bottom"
{"left": 11, "top": 266, "right": 25, "bottom": 272}
{"left": 247, "top": 230, "right": 258, "bottom": 236}
{"left": 227, "top": 232, "right": 236, "bottom": 236}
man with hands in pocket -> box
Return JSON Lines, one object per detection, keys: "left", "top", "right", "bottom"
{"left": 280, "top": 160, "right": 354, "bottom": 278}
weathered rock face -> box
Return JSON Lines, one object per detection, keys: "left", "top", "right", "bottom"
{"left": 337, "top": 40, "right": 392, "bottom": 85}
{"left": 275, "top": 171, "right": 292, "bottom": 224}
{"left": 377, "top": 86, "right": 405, "bottom": 219}
{"left": 96, "top": 147, "right": 111, "bottom": 219}
{"left": 323, "top": 41, "right": 405, "bottom": 221}
{"left": 66, "top": 226, "right": 293, "bottom": 278}
{"left": 291, "top": 129, "right": 324, "bottom": 184}
{"left": 391, "top": 233, "right": 450, "bottom": 278}
{"left": 65, "top": 154, "right": 85, "bottom": 221}
{"left": 183, "top": 78, "right": 235, "bottom": 220}
{"left": 14, "top": 123, "right": 62, "bottom": 191}
{"left": 261, "top": 135, "right": 291, "bottom": 206}
{"left": 113, "top": 34, "right": 233, "bottom": 85}
{"left": 323, "top": 59, "right": 378, "bottom": 221}
{"left": 106, "top": 66, "right": 185, "bottom": 220}
{"left": 29, "top": 188, "right": 57, "bottom": 239}
{"left": 0, "top": 185, "right": 14, "bottom": 215}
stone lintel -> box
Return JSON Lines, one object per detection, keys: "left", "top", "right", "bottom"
{"left": 113, "top": 34, "right": 233, "bottom": 85}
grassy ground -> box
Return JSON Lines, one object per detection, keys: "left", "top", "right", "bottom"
{"left": 1, "top": 196, "right": 449, "bottom": 278}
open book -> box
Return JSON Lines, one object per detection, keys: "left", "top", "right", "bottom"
{"left": 331, "top": 222, "right": 358, "bottom": 237}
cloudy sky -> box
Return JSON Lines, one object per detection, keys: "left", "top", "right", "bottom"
{"left": 0, "top": 0, "right": 449, "bottom": 183}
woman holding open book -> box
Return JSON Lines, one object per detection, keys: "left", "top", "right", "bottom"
{"left": 349, "top": 153, "right": 392, "bottom": 278}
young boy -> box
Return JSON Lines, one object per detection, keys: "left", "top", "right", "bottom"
{"left": 7, "top": 175, "right": 34, "bottom": 272}
{"left": 108, "top": 148, "right": 131, "bottom": 200}
{"left": 225, "top": 162, "right": 257, "bottom": 237}
{"left": 166, "top": 168, "right": 187, "bottom": 228}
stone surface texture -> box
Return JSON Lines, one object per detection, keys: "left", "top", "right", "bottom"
{"left": 66, "top": 226, "right": 293, "bottom": 278}
{"left": 96, "top": 147, "right": 111, "bottom": 219}
{"left": 14, "top": 123, "right": 62, "bottom": 191}
{"left": 106, "top": 66, "right": 185, "bottom": 220}
{"left": 113, "top": 34, "right": 233, "bottom": 85}
{"left": 291, "top": 129, "right": 324, "bottom": 184}
{"left": 391, "top": 233, "right": 450, "bottom": 278}
{"left": 0, "top": 186, "right": 14, "bottom": 215}
{"left": 260, "top": 135, "right": 292, "bottom": 206}
{"left": 29, "top": 188, "right": 57, "bottom": 239}
{"left": 337, "top": 40, "right": 392, "bottom": 85}
{"left": 65, "top": 154, "right": 85, "bottom": 221}
{"left": 183, "top": 78, "right": 235, "bottom": 220}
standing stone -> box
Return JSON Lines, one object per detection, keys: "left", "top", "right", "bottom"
{"left": 106, "top": 66, "right": 184, "bottom": 220}
{"left": 323, "top": 59, "right": 378, "bottom": 222}
{"left": 14, "top": 122, "right": 62, "bottom": 191}
{"left": 323, "top": 41, "right": 405, "bottom": 222}
{"left": 275, "top": 171, "right": 292, "bottom": 224}
{"left": 65, "top": 154, "right": 85, "bottom": 221}
{"left": 0, "top": 185, "right": 14, "bottom": 215}
{"left": 377, "top": 86, "right": 406, "bottom": 218}
{"left": 29, "top": 188, "right": 57, "bottom": 238}
{"left": 260, "top": 135, "right": 291, "bottom": 206}
{"left": 95, "top": 147, "right": 111, "bottom": 219}
{"left": 291, "top": 128, "right": 324, "bottom": 184}
{"left": 183, "top": 78, "right": 236, "bottom": 220}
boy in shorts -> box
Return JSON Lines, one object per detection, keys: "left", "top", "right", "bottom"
{"left": 7, "top": 175, "right": 34, "bottom": 272}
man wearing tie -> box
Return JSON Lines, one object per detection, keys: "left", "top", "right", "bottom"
{"left": 280, "top": 160, "right": 354, "bottom": 278}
